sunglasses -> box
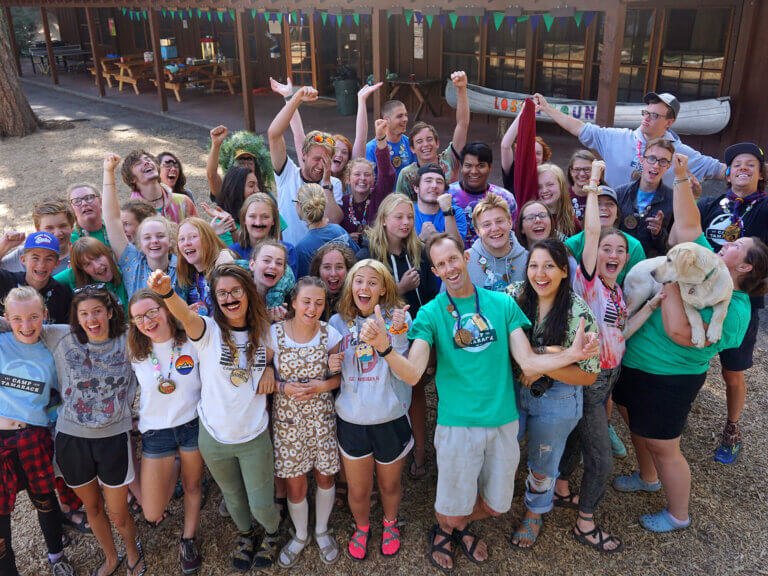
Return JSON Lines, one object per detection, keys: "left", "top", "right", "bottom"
{"left": 73, "top": 283, "right": 107, "bottom": 295}
{"left": 312, "top": 134, "right": 335, "bottom": 147}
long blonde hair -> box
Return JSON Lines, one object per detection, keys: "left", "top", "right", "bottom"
{"left": 336, "top": 259, "right": 404, "bottom": 322}
{"left": 537, "top": 163, "right": 578, "bottom": 237}
{"left": 176, "top": 217, "right": 231, "bottom": 288}
{"left": 365, "top": 194, "right": 422, "bottom": 270}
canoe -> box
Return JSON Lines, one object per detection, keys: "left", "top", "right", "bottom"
{"left": 445, "top": 82, "right": 731, "bottom": 136}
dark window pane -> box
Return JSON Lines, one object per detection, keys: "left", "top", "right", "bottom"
{"left": 442, "top": 21, "right": 480, "bottom": 54}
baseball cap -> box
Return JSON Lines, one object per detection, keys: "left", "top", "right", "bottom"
{"left": 417, "top": 163, "right": 446, "bottom": 181}
{"left": 597, "top": 185, "right": 618, "bottom": 204}
{"left": 724, "top": 142, "right": 765, "bottom": 166}
{"left": 24, "top": 231, "right": 60, "bottom": 255}
{"left": 234, "top": 149, "right": 255, "bottom": 161}
{"left": 644, "top": 92, "right": 680, "bottom": 120}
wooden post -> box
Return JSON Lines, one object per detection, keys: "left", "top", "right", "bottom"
{"left": 235, "top": 10, "right": 254, "bottom": 132}
{"left": 147, "top": 9, "right": 167, "bottom": 112}
{"left": 523, "top": 23, "right": 536, "bottom": 93}
{"left": 84, "top": 7, "right": 105, "bottom": 97}
{"left": 40, "top": 8, "right": 58, "bottom": 84}
{"left": 3, "top": 7, "right": 21, "bottom": 76}
{"left": 371, "top": 8, "right": 387, "bottom": 119}
{"left": 595, "top": 5, "right": 626, "bottom": 127}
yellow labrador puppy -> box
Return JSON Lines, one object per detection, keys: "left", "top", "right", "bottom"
{"left": 623, "top": 242, "right": 733, "bottom": 348}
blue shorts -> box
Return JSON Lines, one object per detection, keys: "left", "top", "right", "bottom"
{"left": 141, "top": 419, "right": 199, "bottom": 459}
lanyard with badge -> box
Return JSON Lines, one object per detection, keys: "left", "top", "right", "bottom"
{"left": 445, "top": 288, "right": 489, "bottom": 348}
{"left": 719, "top": 191, "right": 766, "bottom": 241}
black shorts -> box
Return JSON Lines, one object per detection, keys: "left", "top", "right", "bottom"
{"left": 55, "top": 432, "right": 134, "bottom": 488}
{"left": 719, "top": 307, "right": 760, "bottom": 372}
{"left": 612, "top": 366, "right": 706, "bottom": 440}
{"left": 337, "top": 414, "right": 413, "bottom": 465}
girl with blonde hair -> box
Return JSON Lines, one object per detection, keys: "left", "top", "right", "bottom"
{"left": 537, "top": 163, "right": 581, "bottom": 238}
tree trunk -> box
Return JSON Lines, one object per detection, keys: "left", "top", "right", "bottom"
{"left": 0, "top": 12, "right": 40, "bottom": 138}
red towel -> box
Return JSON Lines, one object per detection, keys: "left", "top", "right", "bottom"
{"left": 513, "top": 98, "right": 539, "bottom": 210}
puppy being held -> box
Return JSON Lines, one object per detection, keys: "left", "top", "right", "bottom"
{"left": 623, "top": 242, "right": 733, "bottom": 348}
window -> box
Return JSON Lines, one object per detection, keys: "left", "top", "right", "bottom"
{"left": 287, "top": 15, "right": 313, "bottom": 88}
{"left": 535, "top": 19, "right": 586, "bottom": 98}
{"left": 485, "top": 20, "right": 527, "bottom": 92}
{"left": 442, "top": 20, "right": 480, "bottom": 83}
{"left": 656, "top": 8, "right": 731, "bottom": 100}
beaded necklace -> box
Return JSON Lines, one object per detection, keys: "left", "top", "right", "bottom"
{"left": 149, "top": 342, "right": 182, "bottom": 394}
{"left": 347, "top": 196, "right": 371, "bottom": 231}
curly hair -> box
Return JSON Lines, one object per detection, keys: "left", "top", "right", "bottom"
{"left": 121, "top": 149, "right": 158, "bottom": 192}
{"left": 309, "top": 242, "right": 356, "bottom": 279}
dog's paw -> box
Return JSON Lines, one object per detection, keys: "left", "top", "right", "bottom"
{"left": 706, "top": 324, "right": 723, "bottom": 344}
{"left": 691, "top": 328, "right": 706, "bottom": 348}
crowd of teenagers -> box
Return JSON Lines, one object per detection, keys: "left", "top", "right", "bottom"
{"left": 2, "top": 73, "right": 768, "bottom": 576}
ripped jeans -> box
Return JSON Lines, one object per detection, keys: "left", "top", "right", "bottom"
{"left": 517, "top": 381, "right": 582, "bottom": 514}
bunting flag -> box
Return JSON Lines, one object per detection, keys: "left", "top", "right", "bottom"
{"left": 121, "top": 7, "right": 126, "bottom": 15}
{"left": 530, "top": 14, "right": 541, "bottom": 31}
{"left": 474, "top": 15, "right": 480, "bottom": 26}
{"left": 161, "top": 9, "right": 166, "bottom": 18}
{"left": 251, "top": 9, "right": 257, "bottom": 19}
{"left": 336, "top": 14, "right": 343, "bottom": 27}
{"left": 518, "top": 15, "right": 529, "bottom": 22}
{"left": 542, "top": 13, "right": 554, "bottom": 31}
{"left": 217, "top": 11, "right": 223, "bottom": 23}
{"left": 583, "top": 11, "right": 596, "bottom": 28}
{"left": 276, "top": 13, "right": 283, "bottom": 23}
{"left": 425, "top": 14, "right": 434, "bottom": 28}
{"left": 439, "top": 14, "right": 446, "bottom": 27}
{"left": 415, "top": 12, "right": 422, "bottom": 25}
{"left": 206, "top": 10, "right": 212, "bottom": 21}
{"left": 197, "top": 8, "right": 202, "bottom": 19}
{"left": 353, "top": 14, "right": 360, "bottom": 26}
{"left": 229, "top": 9, "right": 236, "bottom": 21}
{"left": 404, "top": 10, "right": 413, "bottom": 26}
{"left": 448, "top": 13, "right": 457, "bottom": 29}
{"left": 460, "top": 15, "right": 467, "bottom": 27}
{"left": 574, "top": 11, "right": 583, "bottom": 27}
{"left": 493, "top": 12, "right": 504, "bottom": 30}
{"left": 509, "top": 16, "right": 517, "bottom": 30}
{"left": 362, "top": 14, "right": 369, "bottom": 24}
{"left": 321, "top": 11, "right": 327, "bottom": 25}
{"left": 346, "top": 14, "right": 352, "bottom": 27}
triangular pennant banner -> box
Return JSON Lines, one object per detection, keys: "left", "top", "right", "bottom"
{"left": 321, "top": 11, "right": 327, "bottom": 25}
{"left": 530, "top": 14, "right": 541, "bottom": 31}
{"left": 170, "top": 10, "right": 175, "bottom": 20}
{"left": 448, "top": 13, "right": 457, "bottom": 28}
{"left": 460, "top": 15, "right": 467, "bottom": 27}
{"left": 439, "top": 14, "right": 446, "bottom": 27}
{"left": 362, "top": 14, "right": 369, "bottom": 24}
{"left": 161, "top": 9, "right": 166, "bottom": 18}
{"left": 346, "top": 15, "right": 352, "bottom": 27}
{"left": 425, "top": 14, "right": 434, "bottom": 28}
{"left": 574, "top": 11, "right": 583, "bottom": 27}
{"left": 251, "top": 9, "right": 256, "bottom": 19}
{"left": 415, "top": 12, "right": 423, "bottom": 25}
{"left": 493, "top": 12, "right": 504, "bottom": 30}
{"left": 197, "top": 8, "right": 202, "bottom": 19}
{"left": 217, "top": 11, "right": 223, "bottom": 23}
{"left": 518, "top": 15, "right": 529, "bottom": 22}
{"left": 336, "top": 14, "right": 343, "bottom": 27}
{"left": 229, "top": 9, "right": 236, "bottom": 21}
{"left": 276, "top": 13, "right": 283, "bottom": 23}
{"left": 543, "top": 14, "right": 554, "bottom": 31}
{"left": 583, "top": 11, "right": 596, "bottom": 28}
{"left": 404, "top": 10, "right": 413, "bottom": 26}
{"left": 121, "top": 7, "right": 126, "bottom": 15}
{"left": 353, "top": 14, "right": 360, "bottom": 26}
{"left": 474, "top": 15, "right": 481, "bottom": 26}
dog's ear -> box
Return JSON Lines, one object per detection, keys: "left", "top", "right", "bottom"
{"left": 674, "top": 247, "right": 697, "bottom": 275}
{"left": 696, "top": 250, "right": 715, "bottom": 277}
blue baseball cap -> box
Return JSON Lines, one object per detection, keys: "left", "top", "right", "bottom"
{"left": 23, "top": 231, "right": 60, "bottom": 255}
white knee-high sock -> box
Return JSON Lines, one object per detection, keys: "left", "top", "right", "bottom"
{"left": 314, "top": 485, "right": 335, "bottom": 535}
{"left": 287, "top": 498, "right": 309, "bottom": 541}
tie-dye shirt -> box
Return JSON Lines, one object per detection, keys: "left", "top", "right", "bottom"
{"left": 572, "top": 262, "right": 626, "bottom": 369}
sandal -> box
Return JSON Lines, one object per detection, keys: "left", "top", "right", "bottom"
{"left": 315, "top": 528, "right": 340, "bottom": 565}
{"left": 252, "top": 531, "right": 281, "bottom": 569}
{"left": 89, "top": 554, "right": 123, "bottom": 576}
{"left": 381, "top": 519, "right": 402, "bottom": 557}
{"left": 347, "top": 525, "right": 369, "bottom": 561}
{"left": 334, "top": 481, "right": 348, "bottom": 507}
{"left": 452, "top": 523, "right": 486, "bottom": 564}
{"left": 573, "top": 514, "right": 624, "bottom": 554}
{"left": 553, "top": 491, "right": 579, "bottom": 510}
{"left": 427, "top": 524, "right": 454, "bottom": 573}
{"left": 62, "top": 509, "right": 92, "bottom": 534}
{"left": 127, "top": 494, "right": 142, "bottom": 516}
{"left": 144, "top": 509, "right": 171, "bottom": 529}
{"left": 509, "top": 517, "right": 543, "bottom": 551}
{"left": 126, "top": 541, "right": 146, "bottom": 576}
{"left": 277, "top": 528, "right": 311, "bottom": 568}
{"left": 408, "top": 448, "right": 428, "bottom": 480}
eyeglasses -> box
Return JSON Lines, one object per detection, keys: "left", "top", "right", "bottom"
{"left": 215, "top": 287, "right": 245, "bottom": 301}
{"left": 70, "top": 194, "right": 99, "bottom": 207}
{"left": 160, "top": 159, "right": 178, "bottom": 168}
{"left": 570, "top": 167, "right": 591, "bottom": 174}
{"left": 73, "top": 283, "right": 106, "bottom": 294}
{"left": 640, "top": 109, "right": 666, "bottom": 121}
{"left": 312, "top": 134, "right": 335, "bottom": 146}
{"left": 643, "top": 155, "right": 671, "bottom": 168}
{"left": 131, "top": 306, "right": 161, "bottom": 325}
{"left": 521, "top": 212, "right": 549, "bottom": 223}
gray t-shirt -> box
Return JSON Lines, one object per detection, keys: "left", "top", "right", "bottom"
{"left": 1, "top": 246, "right": 71, "bottom": 275}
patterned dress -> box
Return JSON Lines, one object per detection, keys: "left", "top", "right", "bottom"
{"left": 272, "top": 322, "right": 339, "bottom": 478}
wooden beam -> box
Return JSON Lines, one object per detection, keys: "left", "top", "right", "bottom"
{"left": 40, "top": 7, "right": 59, "bottom": 84}
{"left": 235, "top": 9, "right": 254, "bottom": 132}
{"left": 84, "top": 7, "right": 104, "bottom": 96}
{"left": 147, "top": 8, "right": 167, "bottom": 111}
{"left": 645, "top": 8, "right": 665, "bottom": 94}
{"left": 283, "top": 16, "right": 292, "bottom": 83}
{"left": 371, "top": 8, "right": 386, "bottom": 119}
{"left": 3, "top": 7, "right": 21, "bottom": 75}
{"left": 308, "top": 15, "right": 317, "bottom": 89}
{"left": 596, "top": 5, "right": 626, "bottom": 127}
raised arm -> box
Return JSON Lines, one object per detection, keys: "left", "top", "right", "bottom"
{"left": 267, "top": 86, "right": 318, "bottom": 176}
{"left": 147, "top": 269, "right": 205, "bottom": 340}
{"left": 270, "top": 77, "right": 307, "bottom": 169}
{"left": 102, "top": 153, "right": 130, "bottom": 260}
{"left": 500, "top": 112, "right": 522, "bottom": 175}
{"left": 321, "top": 154, "right": 344, "bottom": 224}
{"left": 371, "top": 119, "right": 396, "bottom": 200}
{"left": 353, "top": 82, "right": 383, "bottom": 160}
{"left": 450, "top": 71, "right": 470, "bottom": 153}
{"left": 667, "top": 153, "right": 703, "bottom": 246}
{"left": 207, "top": 125, "right": 227, "bottom": 198}
{"left": 581, "top": 161, "right": 605, "bottom": 276}
{"left": 533, "top": 93, "right": 585, "bottom": 138}
{"left": 509, "top": 319, "right": 599, "bottom": 377}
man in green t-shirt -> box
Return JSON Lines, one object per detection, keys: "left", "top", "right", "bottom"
{"left": 68, "top": 183, "right": 110, "bottom": 246}
{"left": 359, "top": 233, "right": 599, "bottom": 571}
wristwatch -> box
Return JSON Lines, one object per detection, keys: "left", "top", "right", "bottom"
{"left": 321, "top": 184, "right": 333, "bottom": 190}
{"left": 442, "top": 207, "right": 455, "bottom": 217}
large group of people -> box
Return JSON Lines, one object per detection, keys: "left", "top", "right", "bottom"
{"left": 1, "top": 74, "right": 766, "bottom": 576}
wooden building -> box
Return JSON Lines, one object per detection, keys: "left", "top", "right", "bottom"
{"left": 3, "top": 1, "right": 766, "bottom": 154}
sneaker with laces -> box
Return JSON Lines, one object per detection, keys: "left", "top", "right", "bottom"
{"left": 232, "top": 528, "right": 257, "bottom": 572}
{"left": 179, "top": 537, "right": 203, "bottom": 574}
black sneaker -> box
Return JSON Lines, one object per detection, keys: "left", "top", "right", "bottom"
{"left": 232, "top": 528, "right": 257, "bottom": 572}
{"left": 179, "top": 537, "right": 203, "bottom": 574}
{"left": 252, "top": 531, "right": 280, "bottom": 569}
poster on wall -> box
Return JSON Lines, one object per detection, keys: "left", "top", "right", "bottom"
{"left": 108, "top": 18, "right": 117, "bottom": 36}
{"left": 413, "top": 21, "right": 424, "bottom": 59}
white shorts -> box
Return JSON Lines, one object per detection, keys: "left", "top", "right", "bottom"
{"left": 433, "top": 420, "right": 520, "bottom": 517}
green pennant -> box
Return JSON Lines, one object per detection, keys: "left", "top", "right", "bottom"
{"left": 161, "top": 9, "right": 166, "bottom": 18}
{"left": 336, "top": 14, "right": 342, "bottom": 27}
{"left": 574, "top": 11, "right": 583, "bottom": 27}
{"left": 170, "top": 10, "right": 175, "bottom": 20}
{"left": 425, "top": 14, "right": 433, "bottom": 28}
{"left": 353, "top": 13, "right": 360, "bottom": 26}
{"left": 121, "top": 7, "right": 126, "bottom": 15}
{"left": 387, "top": 13, "right": 391, "bottom": 19}
{"left": 321, "top": 12, "right": 328, "bottom": 25}
{"left": 493, "top": 12, "right": 504, "bottom": 30}
{"left": 197, "top": 8, "right": 202, "bottom": 19}
{"left": 518, "top": 15, "right": 529, "bottom": 22}
{"left": 251, "top": 9, "right": 256, "bottom": 19}
{"left": 405, "top": 10, "right": 413, "bottom": 26}
{"left": 474, "top": 15, "right": 480, "bottom": 26}
{"left": 448, "top": 12, "right": 458, "bottom": 29}
{"left": 290, "top": 11, "right": 297, "bottom": 24}
{"left": 229, "top": 9, "right": 235, "bottom": 21}
{"left": 543, "top": 14, "right": 554, "bottom": 31}
{"left": 276, "top": 13, "right": 283, "bottom": 23}
{"left": 217, "top": 11, "right": 223, "bottom": 23}
{"left": 206, "top": 11, "right": 212, "bottom": 21}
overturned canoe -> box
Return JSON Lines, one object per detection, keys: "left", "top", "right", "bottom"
{"left": 445, "top": 82, "right": 731, "bottom": 136}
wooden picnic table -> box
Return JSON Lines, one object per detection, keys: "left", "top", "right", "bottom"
{"left": 114, "top": 57, "right": 183, "bottom": 94}
{"left": 150, "top": 61, "right": 240, "bottom": 102}
{"left": 387, "top": 77, "right": 443, "bottom": 121}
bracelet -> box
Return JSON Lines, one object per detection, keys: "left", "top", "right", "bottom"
{"left": 674, "top": 178, "right": 689, "bottom": 184}
{"left": 536, "top": 346, "right": 546, "bottom": 354}
{"left": 321, "top": 184, "right": 333, "bottom": 190}
{"left": 377, "top": 136, "right": 387, "bottom": 141}
{"left": 378, "top": 344, "right": 393, "bottom": 357}
{"left": 160, "top": 289, "right": 174, "bottom": 299}
{"left": 388, "top": 324, "right": 408, "bottom": 335}
{"left": 279, "top": 381, "right": 286, "bottom": 394}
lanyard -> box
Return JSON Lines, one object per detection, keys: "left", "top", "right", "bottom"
{"left": 445, "top": 287, "right": 488, "bottom": 348}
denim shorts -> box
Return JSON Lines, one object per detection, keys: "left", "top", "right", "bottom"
{"left": 141, "top": 418, "right": 200, "bottom": 459}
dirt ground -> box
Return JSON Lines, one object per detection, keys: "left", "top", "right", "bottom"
{"left": 1, "top": 121, "right": 766, "bottom": 576}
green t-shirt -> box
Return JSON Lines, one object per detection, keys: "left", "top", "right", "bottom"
{"left": 565, "top": 230, "right": 645, "bottom": 286}
{"left": 622, "top": 235, "right": 751, "bottom": 376}
{"left": 53, "top": 267, "right": 129, "bottom": 311}
{"left": 71, "top": 225, "right": 109, "bottom": 247}
{"left": 409, "top": 288, "right": 531, "bottom": 427}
